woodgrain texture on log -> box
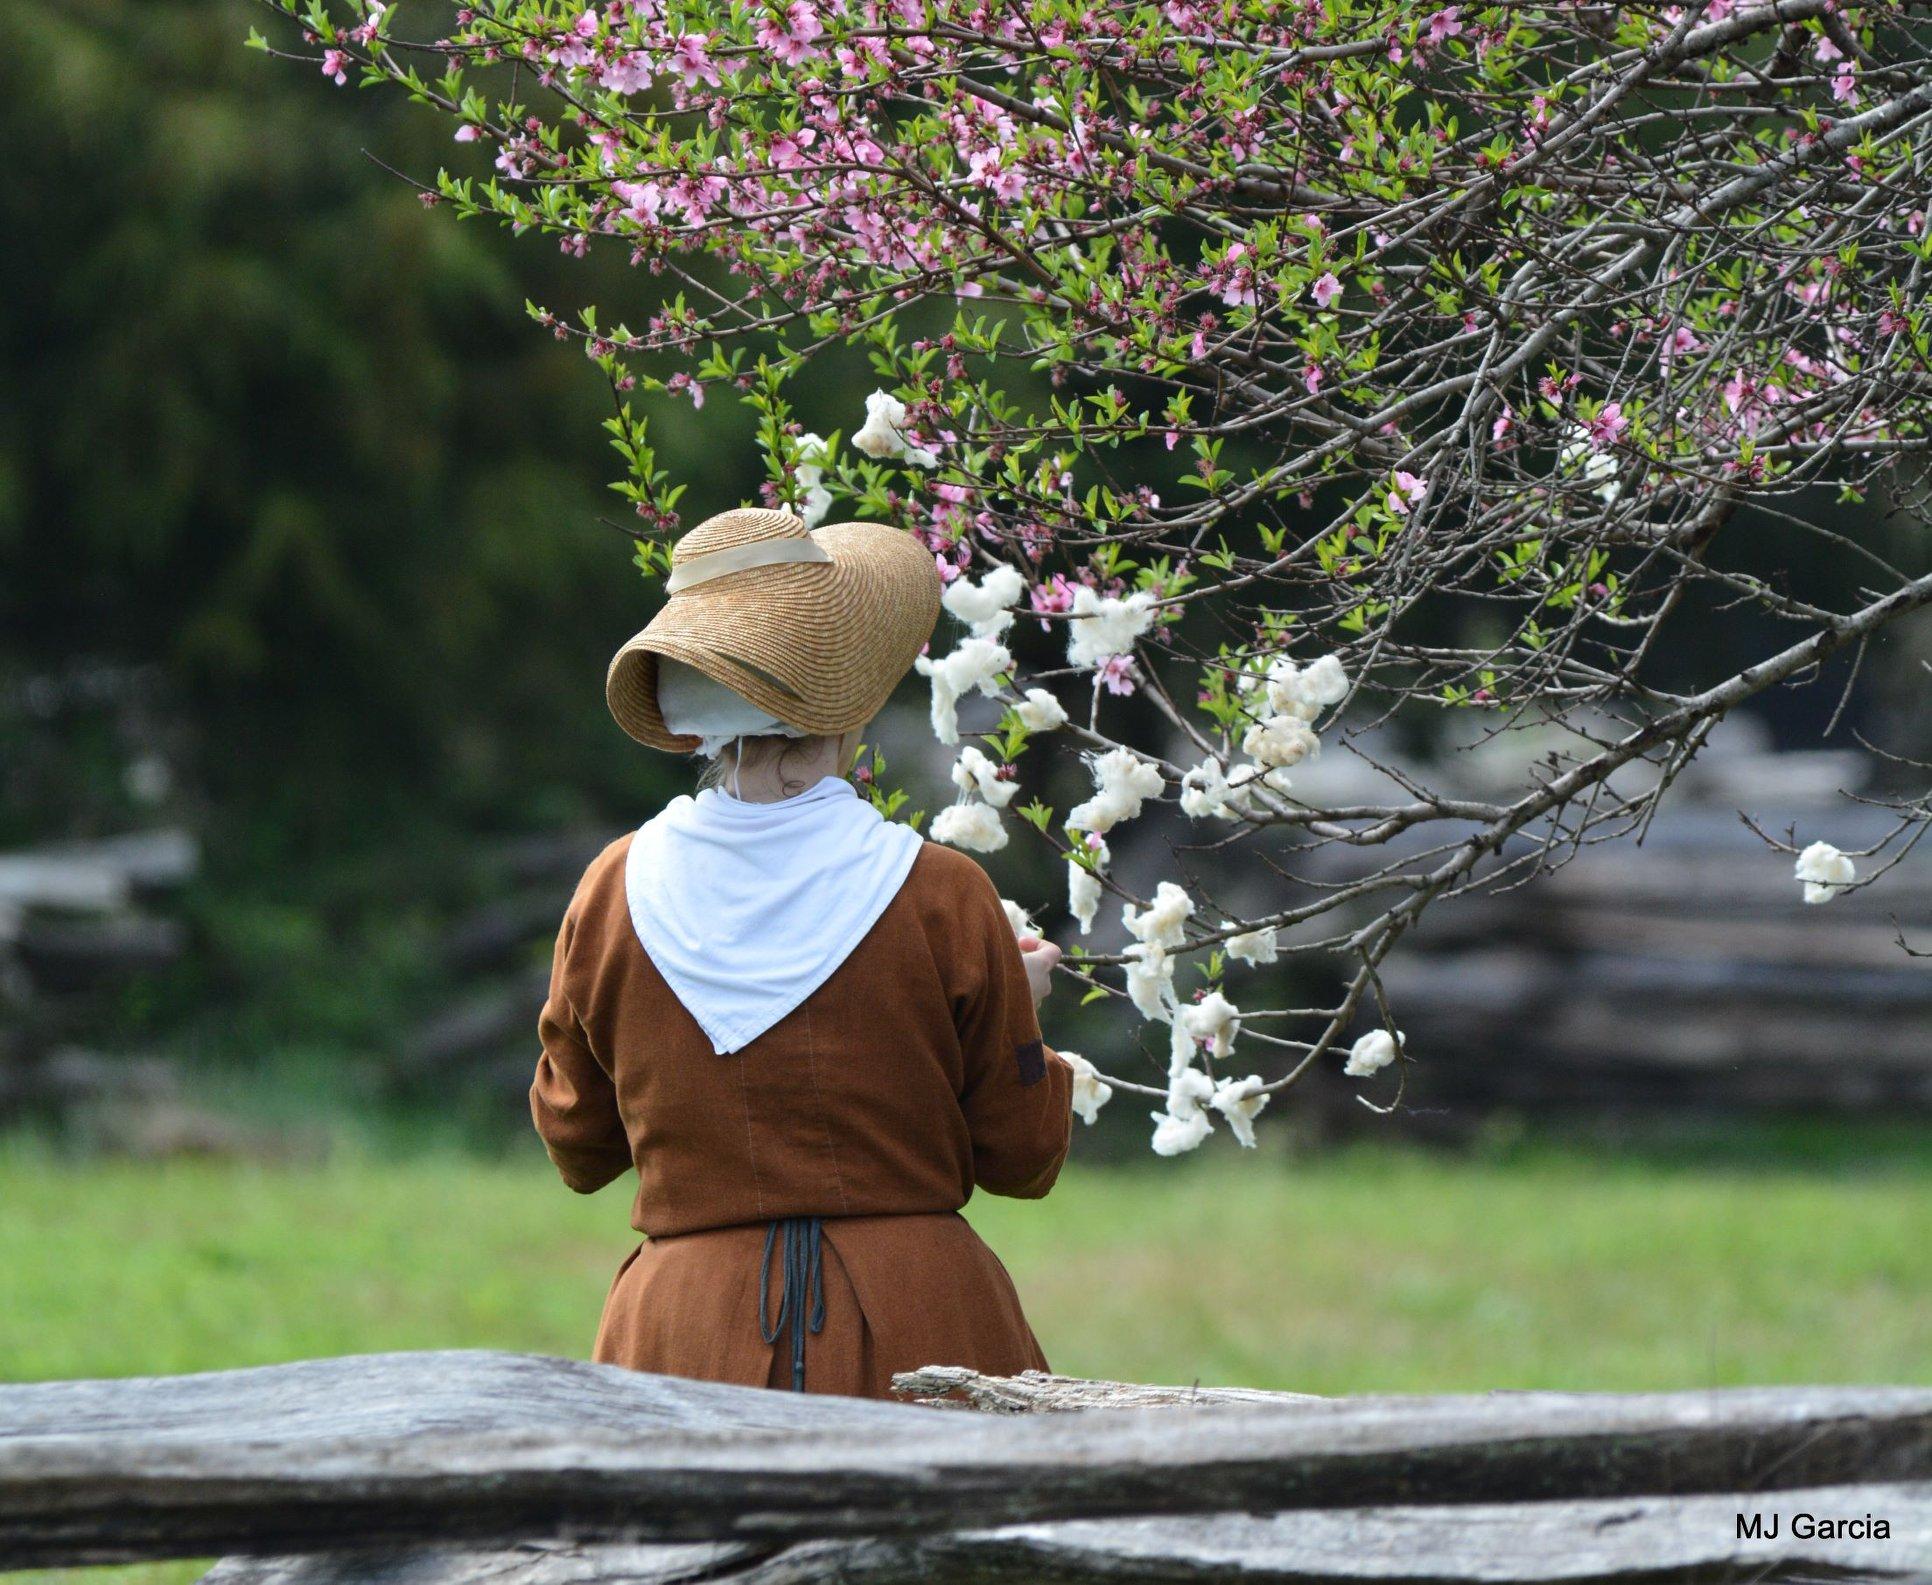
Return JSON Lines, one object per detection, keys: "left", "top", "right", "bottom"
{"left": 4, "top": 1351, "right": 1931, "bottom": 1567}
{"left": 201, "top": 1483, "right": 1932, "bottom": 1585}
{"left": 892, "top": 1366, "right": 1323, "bottom": 1412}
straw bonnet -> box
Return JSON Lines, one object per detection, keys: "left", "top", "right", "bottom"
{"left": 606, "top": 507, "right": 941, "bottom": 751}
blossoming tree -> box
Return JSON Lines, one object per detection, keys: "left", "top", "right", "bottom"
{"left": 262, "top": 0, "right": 1932, "bottom": 1152}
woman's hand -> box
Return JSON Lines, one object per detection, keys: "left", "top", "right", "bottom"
{"left": 1016, "top": 935, "right": 1062, "bottom": 1008}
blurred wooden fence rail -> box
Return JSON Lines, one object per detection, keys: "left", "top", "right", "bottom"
{"left": 1, "top": 1352, "right": 1928, "bottom": 1583}
{"left": 0, "top": 829, "right": 197, "bottom": 1125}
{"left": 1372, "top": 802, "right": 1932, "bottom": 1115}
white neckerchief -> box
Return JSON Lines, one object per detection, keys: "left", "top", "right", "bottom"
{"left": 624, "top": 776, "right": 923, "bottom": 1055}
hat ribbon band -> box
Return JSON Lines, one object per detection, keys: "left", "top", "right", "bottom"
{"left": 665, "top": 534, "right": 833, "bottom": 595}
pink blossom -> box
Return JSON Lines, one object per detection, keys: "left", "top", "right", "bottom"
{"left": 600, "top": 53, "right": 654, "bottom": 95}
{"left": 756, "top": 1, "right": 824, "bottom": 66}
{"left": 453, "top": 124, "right": 482, "bottom": 143}
{"left": 1302, "top": 362, "right": 1324, "bottom": 395}
{"left": 1310, "top": 271, "right": 1343, "bottom": 309}
{"left": 321, "top": 49, "right": 351, "bottom": 85}
{"left": 1660, "top": 324, "right": 1701, "bottom": 364}
{"left": 1831, "top": 70, "right": 1857, "bottom": 103}
{"left": 1491, "top": 406, "right": 1514, "bottom": 443}
{"left": 768, "top": 130, "right": 817, "bottom": 170}
{"left": 612, "top": 180, "right": 664, "bottom": 224}
{"left": 1587, "top": 402, "right": 1626, "bottom": 448}
{"left": 672, "top": 34, "right": 721, "bottom": 87}
{"left": 836, "top": 38, "right": 890, "bottom": 75}
{"left": 1388, "top": 471, "right": 1428, "bottom": 516}
{"left": 349, "top": 1, "right": 387, "bottom": 44}
{"left": 1208, "top": 243, "right": 1258, "bottom": 309}
{"left": 1425, "top": 6, "right": 1463, "bottom": 44}
{"left": 1031, "top": 573, "right": 1074, "bottom": 629}
{"left": 1098, "top": 655, "right": 1138, "bottom": 695}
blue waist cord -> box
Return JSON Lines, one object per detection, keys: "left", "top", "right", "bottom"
{"left": 758, "top": 1215, "right": 826, "bottom": 1392}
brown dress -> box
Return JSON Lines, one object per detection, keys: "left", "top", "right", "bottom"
{"left": 530, "top": 834, "right": 1074, "bottom": 1399}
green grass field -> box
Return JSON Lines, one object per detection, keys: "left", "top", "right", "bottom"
{"left": 4, "top": 1134, "right": 1928, "bottom": 1585}
{"left": 5, "top": 1137, "right": 1927, "bottom": 1391}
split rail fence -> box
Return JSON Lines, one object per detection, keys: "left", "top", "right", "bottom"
{"left": 1, "top": 1350, "right": 1928, "bottom": 1582}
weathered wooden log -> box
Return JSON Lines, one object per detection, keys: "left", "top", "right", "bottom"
{"left": 0, "top": 1048, "right": 179, "bottom": 1116}
{"left": 13, "top": 913, "right": 188, "bottom": 992}
{"left": 199, "top": 1482, "right": 1932, "bottom": 1585}
{"left": 4, "top": 1351, "right": 1931, "bottom": 1567}
{"left": 892, "top": 1366, "right": 1322, "bottom": 1413}
{"left": 400, "top": 969, "right": 550, "bottom": 1077}
{"left": 491, "top": 831, "right": 618, "bottom": 888}
{"left": 0, "top": 829, "right": 198, "bottom": 912}
{"left": 441, "top": 892, "right": 573, "bottom": 976}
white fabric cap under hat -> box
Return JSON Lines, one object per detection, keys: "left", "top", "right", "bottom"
{"left": 656, "top": 658, "right": 808, "bottom": 758}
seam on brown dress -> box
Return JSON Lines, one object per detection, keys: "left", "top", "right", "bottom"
{"left": 802, "top": 1003, "right": 853, "bottom": 1215}
{"left": 733, "top": 1042, "right": 768, "bottom": 1218}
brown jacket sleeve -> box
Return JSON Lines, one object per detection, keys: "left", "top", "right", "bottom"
{"left": 948, "top": 862, "right": 1074, "bottom": 1199}
{"left": 530, "top": 908, "right": 632, "bottom": 1195}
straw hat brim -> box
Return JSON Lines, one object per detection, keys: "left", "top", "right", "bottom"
{"left": 607, "top": 519, "right": 941, "bottom": 751}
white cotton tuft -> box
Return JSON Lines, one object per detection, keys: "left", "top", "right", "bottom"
{"left": 1264, "top": 660, "right": 1321, "bottom": 722}
{"left": 1167, "top": 1016, "right": 1197, "bottom": 1079}
{"left": 1124, "top": 881, "right": 1194, "bottom": 952}
{"left": 851, "top": 390, "right": 936, "bottom": 466}
{"left": 931, "top": 800, "right": 1007, "bottom": 853}
{"left": 1301, "top": 653, "right": 1350, "bottom": 708}
{"left": 851, "top": 390, "right": 908, "bottom": 458}
{"left": 1060, "top": 1050, "right": 1114, "bottom": 1125}
{"left": 1560, "top": 426, "right": 1622, "bottom": 502}
{"left": 1243, "top": 715, "right": 1321, "bottom": 770}
{"left": 1795, "top": 840, "right": 1856, "bottom": 905}
{"left": 1178, "top": 989, "right": 1241, "bottom": 1063}
{"left": 1015, "top": 688, "right": 1069, "bottom": 733}
{"left": 1150, "top": 1067, "right": 1216, "bottom": 1156}
{"left": 1067, "top": 748, "right": 1165, "bottom": 834}
{"left": 1179, "top": 759, "right": 1258, "bottom": 820}
{"left": 1123, "top": 943, "right": 1175, "bottom": 1021}
{"left": 1068, "top": 863, "right": 1102, "bottom": 935}
{"left": 1210, "top": 1074, "right": 1270, "bottom": 1148}
{"left": 1261, "top": 652, "right": 1349, "bottom": 721}
{"left": 1226, "top": 927, "right": 1279, "bottom": 966}
{"left": 915, "top": 636, "right": 1012, "bottom": 744}
{"left": 941, "top": 564, "right": 1026, "bottom": 638}
{"left": 1344, "top": 1027, "right": 1404, "bottom": 1078}
{"left": 792, "top": 433, "right": 833, "bottom": 527}
{"left": 1066, "top": 585, "right": 1158, "bottom": 669}
{"left": 951, "top": 745, "right": 1019, "bottom": 808}
{"left": 913, "top": 655, "right": 958, "bottom": 744}
{"left": 1000, "top": 898, "right": 1036, "bottom": 939}
{"left": 1150, "top": 1107, "right": 1213, "bottom": 1156}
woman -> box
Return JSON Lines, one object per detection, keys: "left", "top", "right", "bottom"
{"left": 531, "top": 505, "right": 1074, "bottom": 1399}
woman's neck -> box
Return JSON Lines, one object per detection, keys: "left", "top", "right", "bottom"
{"left": 724, "top": 735, "right": 845, "bottom": 802}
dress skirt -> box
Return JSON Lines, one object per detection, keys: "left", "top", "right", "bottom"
{"left": 592, "top": 1210, "right": 1049, "bottom": 1398}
